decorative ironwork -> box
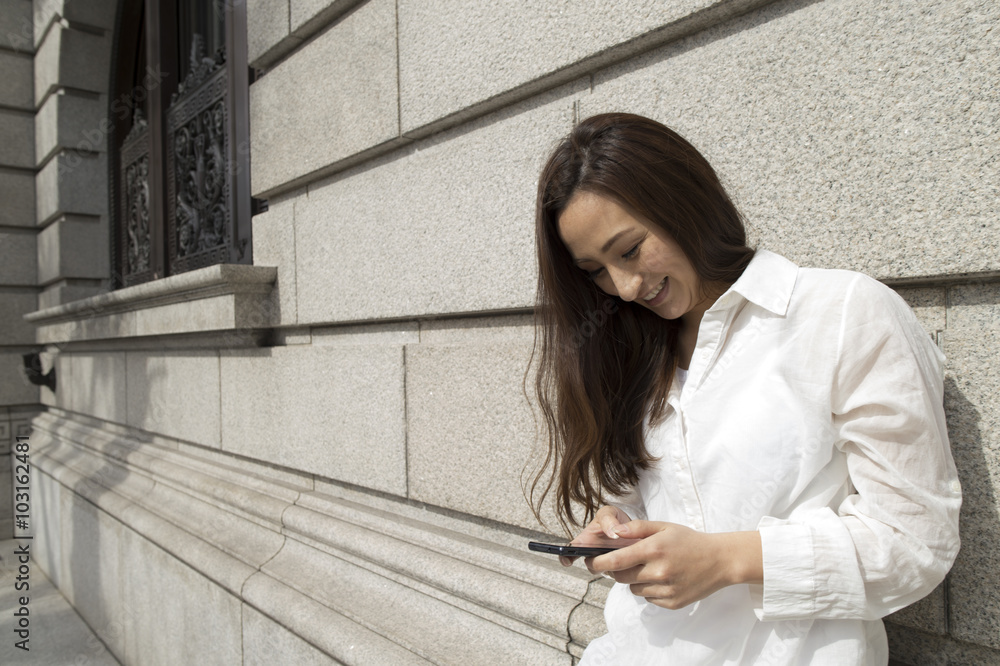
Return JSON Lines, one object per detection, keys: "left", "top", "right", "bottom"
{"left": 174, "top": 100, "right": 227, "bottom": 257}
{"left": 173, "top": 33, "right": 225, "bottom": 102}
{"left": 123, "top": 107, "right": 147, "bottom": 143}
{"left": 126, "top": 154, "right": 151, "bottom": 274}
{"left": 166, "top": 35, "right": 232, "bottom": 274}
{"left": 119, "top": 107, "right": 153, "bottom": 285}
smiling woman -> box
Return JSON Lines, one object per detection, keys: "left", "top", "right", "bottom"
{"left": 531, "top": 114, "right": 755, "bottom": 526}
{"left": 528, "top": 113, "right": 961, "bottom": 665}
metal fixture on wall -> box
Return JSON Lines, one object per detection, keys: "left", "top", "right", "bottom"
{"left": 21, "top": 353, "right": 56, "bottom": 392}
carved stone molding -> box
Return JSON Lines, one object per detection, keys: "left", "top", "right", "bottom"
{"left": 29, "top": 409, "right": 607, "bottom": 662}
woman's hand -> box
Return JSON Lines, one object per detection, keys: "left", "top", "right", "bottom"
{"left": 558, "top": 505, "right": 633, "bottom": 567}
{"left": 585, "top": 521, "right": 763, "bottom": 610}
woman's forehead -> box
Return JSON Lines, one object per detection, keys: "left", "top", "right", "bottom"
{"left": 557, "top": 192, "right": 642, "bottom": 260}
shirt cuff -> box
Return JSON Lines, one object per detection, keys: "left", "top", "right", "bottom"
{"left": 753, "top": 517, "right": 816, "bottom": 620}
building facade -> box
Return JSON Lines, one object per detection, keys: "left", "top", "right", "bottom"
{"left": 2, "top": 0, "right": 999, "bottom": 663}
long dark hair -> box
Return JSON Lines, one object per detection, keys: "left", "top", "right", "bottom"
{"left": 528, "top": 113, "right": 754, "bottom": 532}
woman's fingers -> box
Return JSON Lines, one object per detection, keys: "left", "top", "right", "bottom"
{"left": 594, "top": 505, "right": 629, "bottom": 538}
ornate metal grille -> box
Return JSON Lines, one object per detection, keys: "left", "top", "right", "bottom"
{"left": 111, "top": 0, "right": 252, "bottom": 289}
{"left": 166, "top": 36, "right": 235, "bottom": 274}
{"left": 119, "top": 109, "right": 155, "bottom": 286}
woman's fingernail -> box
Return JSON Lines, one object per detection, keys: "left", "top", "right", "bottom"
{"left": 612, "top": 525, "right": 628, "bottom": 535}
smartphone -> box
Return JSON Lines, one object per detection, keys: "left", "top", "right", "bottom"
{"left": 528, "top": 540, "right": 637, "bottom": 557}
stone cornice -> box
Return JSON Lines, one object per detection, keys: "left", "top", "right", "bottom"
{"left": 24, "top": 264, "right": 278, "bottom": 344}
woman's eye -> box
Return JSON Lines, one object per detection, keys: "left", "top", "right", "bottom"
{"left": 623, "top": 241, "right": 642, "bottom": 260}
{"left": 586, "top": 267, "right": 604, "bottom": 280}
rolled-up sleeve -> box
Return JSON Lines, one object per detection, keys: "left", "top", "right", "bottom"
{"left": 756, "top": 274, "right": 962, "bottom": 621}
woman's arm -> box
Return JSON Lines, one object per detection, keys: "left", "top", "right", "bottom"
{"left": 754, "top": 275, "right": 961, "bottom": 620}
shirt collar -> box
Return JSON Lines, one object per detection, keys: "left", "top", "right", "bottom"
{"left": 710, "top": 249, "right": 799, "bottom": 316}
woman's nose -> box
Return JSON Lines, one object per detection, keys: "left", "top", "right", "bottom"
{"left": 609, "top": 268, "right": 642, "bottom": 301}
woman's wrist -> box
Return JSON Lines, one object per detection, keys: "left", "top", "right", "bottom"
{"left": 718, "top": 531, "right": 764, "bottom": 586}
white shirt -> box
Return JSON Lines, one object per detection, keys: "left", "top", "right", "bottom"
{"left": 580, "top": 250, "right": 961, "bottom": 666}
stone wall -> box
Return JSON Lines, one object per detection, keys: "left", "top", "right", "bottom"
{"left": 0, "top": 0, "right": 40, "bottom": 538}
{"left": 22, "top": 0, "right": 1000, "bottom": 663}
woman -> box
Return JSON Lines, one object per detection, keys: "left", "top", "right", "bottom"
{"left": 530, "top": 113, "right": 961, "bottom": 664}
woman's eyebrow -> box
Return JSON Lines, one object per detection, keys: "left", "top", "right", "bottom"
{"left": 573, "top": 229, "right": 633, "bottom": 264}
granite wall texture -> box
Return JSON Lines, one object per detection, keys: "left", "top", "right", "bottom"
{"left": 1, "top": 0, "right": 39, "bottom": 540}
{"left": 20, "top": 0, "right": 1000, "bottom": 663}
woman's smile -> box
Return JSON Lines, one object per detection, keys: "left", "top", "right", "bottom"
{"left": 642, "top": 277, "right": 668, "bottom": 304}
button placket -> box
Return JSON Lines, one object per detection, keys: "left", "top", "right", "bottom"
{"left": 669, "top": 406, "right": 707, "bottom": 531}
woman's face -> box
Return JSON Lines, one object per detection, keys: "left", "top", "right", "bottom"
{"left": 557, "top": 190, "right": 709, "bottom": 325}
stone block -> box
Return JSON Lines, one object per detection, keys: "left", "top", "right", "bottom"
{"left": 63, "top": 0, "right": 117, "bottom": 30}
{"left": 885, "top": 583, "right": 947, "bottom": 636}
{"left": 247, "top": 0, "right": 291, "bottom": 68}
{"left": 0, "top": 537, "right": 121, "bottom": 666}
{"left": 37, "top": 280, "right": 106, "bottom": 309}
{"left": 35, "top": 151, "right": 108, "bottom": 224}
{"left": 405, "top": 337, "right": 555, "bottom": 531}
{"left": 941, "top": 282, "right": 1000, "bottom": 649}
{"left": 580, "top": 0, "right": 1000, "bottom": 280}
{"left": 294, "top": 84, "right": 578, "bottom": 324}
{"left": 121, "top": 527, "right": 243, "bottom": 665}
{"left": 0, "top": 291, "right": 37, "bottom": 345}
{"left": 290, "top": 0, "right": 364, "bottom": 35}
{"left": 895, "top": 286, "right": 947, "bottom": 340}
{"left": 0, "top": 409, "right": 8, "bottom": 454}
{"left": 7, "top": 407, "right": 35, "bottom": 443}
{"left": 0, "top": 50, "right": 33, "bottom": 109}
{"left": 220, "top": 344, "right": 407, "bottom": 495}
{"left": 36, "top": 215, "right": 108, "bottom": 285}
{"left": 250, "top": 0, "right": 399, "bottom": 197}
{"left": 34, "top": 92, "right": 108, "bottom": 164}
{"left": 64, "top": 352, "right": 127, "bottom": 424}
{"left": 396, "top": 0, "right": 746, "bottom": 134}
{"left": 0, "top": 167, "right": 35, "bottom": 227}
{"left": 249, "top": 199, "right": 297, "bottom": 325}
{"left": 568, "top": 578, "right": 613, "bottom": 656}
{"left": 259, "top": 538, "right": 570, "bottom": 664}
{"left": 31, "top": 463, "right": 63, "bottom": 587}
{"left": 0, "top": 352, "right": 38, "bottom": 405}
{"left": 886, "top": 622, "right": 1000, "bottom": 665}
{"left": 0, "top": 453, "right": 10, "bottom": 518}
{"left": 34, "top": 25, "right": 110, "bottom": 104}
{"left": 242, "top": 604, "right": 339, "bottom": 666}
{"left": 0, "top": 0, "right": 32, "bottom": 53}
{"left": 34, "top": 0, "right": 117, "bottom": 47}
{"left": 59, "top": 488, "right": 126, "bottom": 659}
{"left": 0, "top": 229, "right": 36, "bottom": 285}
{"left": 242, "top": 570, "right": 429, "bottom": 665}
{"left": 132, "top": 297, "right": 238, "bottom": 338}
{"left": 0, "top": 109, "right": 33, "bottom": 168}
{"left": 126, "top": 351, "right": 221, "bottom": 449}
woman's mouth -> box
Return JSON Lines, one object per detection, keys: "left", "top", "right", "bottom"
{"left": 643, "top": 278, "right": 668, "bottom": 305}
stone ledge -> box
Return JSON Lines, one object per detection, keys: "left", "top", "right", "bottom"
{"left": 29, "top": 408, "right": 602, "bottom": 662}
{"left": 24, "top": 264, "right": 277, "bottom": 344}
